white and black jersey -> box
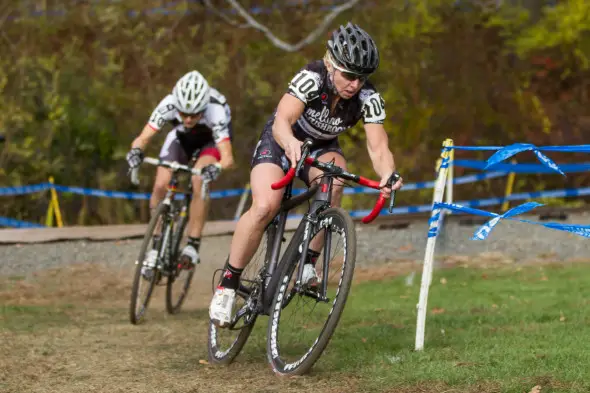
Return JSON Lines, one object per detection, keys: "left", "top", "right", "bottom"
{"left": 286, "top": 60, "right": 386, "bottom": 141}
{"left": 147, "top": 87, "right": 232, "bottom": 145}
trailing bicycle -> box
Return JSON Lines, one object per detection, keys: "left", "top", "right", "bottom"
{"left": 129, "top": 150, "right": 219, "bottom": 324}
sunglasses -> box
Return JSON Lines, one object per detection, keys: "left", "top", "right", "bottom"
{"left": 341, "top": 72, "right": 368, "bottom": 83}
{"left": 329, "top": 58, "right": 369, "bottom": 83}
{"left": 178, "top": 110, "right": 205, "bottom": 118}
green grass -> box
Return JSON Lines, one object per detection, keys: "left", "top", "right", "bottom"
{"left": 339, "top": 264, "right": 590, "bottom": 392}
{"left": 1, "top": 304, "right": 75, "bottom": 332}
{"left": 237, "top": 263, "right": 590, "bottom": 392}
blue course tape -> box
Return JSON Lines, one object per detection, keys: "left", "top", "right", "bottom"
{"left": 449, "top": 143, "right": 590, "bottom": 175}
{"left": 435, "top": 201, "right": 590, "bottom": 240}
{"left": 450, "top": 144, "right": 590, "bottom": 153}
{"left": 2, "top": 186, "right": 589, "bottom": 228}
{"left": 0, "top": 171, "right": 508, "bottom": 199}
{"left": 323, "top": 171, "right": 507, "bottom": 196}
{"left": 453, "top": 160, "right": 590, "bottom": 174}
{"left": 0, "top": 183, "right": 51, "bottom": 196}
{"left": 0, "top": 216, "right": 45, "bottom": 228}
{"left": 349, "top": 187, "right": 590, "bottom": 219}
{"left": 486, "top": 144, "right": 565, "bottom": 175}
{"left": 53, "top": 185, "right": 248, "bottom": 200}
{"left": 53, "top": 185, "right": 151, "bottom": 200}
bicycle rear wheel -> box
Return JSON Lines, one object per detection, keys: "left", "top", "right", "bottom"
{"left": 266, "top": 207, "right": 356, "bottom": 376}
{"left": 165, "top": 202, "right": 194, "bottom": 314}
{"left": 129, "top": 202, "right": 168, "bottom": 325}
{"left": 207, "top": 224, "right": 277, "bottom": 365}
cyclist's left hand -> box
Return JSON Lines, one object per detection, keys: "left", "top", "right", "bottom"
{"left": 201, "top": 163, "right": 222, "bottom": 182}
{"left": 379, "top": 172, "right": 403, "bottom": 198}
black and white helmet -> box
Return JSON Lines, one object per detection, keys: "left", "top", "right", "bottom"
{"left": 327, "top": 23, "right": 380, "bottom": 75}
{"left": 172, "top": 71, "right": 210, "bottom": 114}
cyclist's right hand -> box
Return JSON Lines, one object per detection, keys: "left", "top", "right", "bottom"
{"left": 126, "top": 147, "right": 144, "bottom": 169}
{"left": 284, "top": 137, "right": 304, "bottom": 168}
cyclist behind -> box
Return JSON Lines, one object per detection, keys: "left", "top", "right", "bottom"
{"left": 126, "top": 70, "right": 234, "bottom": 275}
{"left": 209, "top": 23, "right": 403, "bottom": 327}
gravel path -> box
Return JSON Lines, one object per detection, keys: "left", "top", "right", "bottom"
{"left": 1, "top": 211, "right": 589, "bottom": 278}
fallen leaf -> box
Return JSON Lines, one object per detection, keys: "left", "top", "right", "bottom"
{"left": 431, "top": 308, "right": 445, "bottom": 315}
{"left": 560, "top": 312, "right": 566, "bottom": 322}
{"left": 400, "top": 295, "right": 409, "bottom": 299}
{"left": 198, "top": 359, "right": 209, "bottom": 365}
{"left": 398, "top": 244, "right": 414, "bottom": 252}
{"left": 481, "top": 274, "right": 488, "bottom": 279}
{"left": 361, "top": 338, "right": 367, "bottom": 343}
{"left": 386, "top": 355, "right": 402, "bottom": 364}
{"left": 528, "top": 385, "right": 542, "bottom": 393}
{"left": 440, "top": 277, "right": 447, "bottom": 285}
{"left": 492, "top": 304, "right": 498, "bottom": 309}
{"left": 374, "top": 308, "right": 384, "bottom": 312}
{"left": 540, "top": 276, "right": 549, "bottom": 281}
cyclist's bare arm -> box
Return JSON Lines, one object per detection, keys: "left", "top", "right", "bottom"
{"left": 272, "top": 94, "right": 306, "bottom": 165}
{"left": 364, "top": 123, "right": 402, "bottom": 194}
{"left": 216, "top": 139, "right": 235, "bottom": 169}
{"left": 131, "top": 124, "right": 158, "bottom": 150}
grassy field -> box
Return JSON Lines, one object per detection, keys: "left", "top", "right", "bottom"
{"left": 1, "top": 260, "right": 589, "bottom": 393}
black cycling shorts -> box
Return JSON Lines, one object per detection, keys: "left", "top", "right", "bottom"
{"left": 250, "top": 118, "right": 344, "bottom": 185}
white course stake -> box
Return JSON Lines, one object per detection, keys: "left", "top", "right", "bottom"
{"left": 415, "top": 138, "right": 453, "bottom": 351}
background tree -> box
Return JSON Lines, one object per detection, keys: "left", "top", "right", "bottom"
{"left": 0, "top": 0, "right": 587, "bottom": 226}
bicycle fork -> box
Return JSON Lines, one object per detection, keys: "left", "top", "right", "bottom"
{"left": 293, "top": 175, "right": 333, "bottom": 302}
{"left": 156, "top": 192, "right": 176, "bottom": 276}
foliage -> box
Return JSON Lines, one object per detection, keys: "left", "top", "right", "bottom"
{"left": 0, "top": 0, "right": 588, "bottom": 225}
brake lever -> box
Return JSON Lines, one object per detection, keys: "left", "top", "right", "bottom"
{"left": 388, "top": 172, "right": 401, "bottom": 214}
{"left": 130, "top": 167, "right": 140, "bottom": 186}
{"left": 295, "top": 139, "right": 313, "bottom": 175}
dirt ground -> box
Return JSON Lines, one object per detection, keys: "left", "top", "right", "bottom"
{"left": 0, "top": 261, "right": 417, "bottom": 393}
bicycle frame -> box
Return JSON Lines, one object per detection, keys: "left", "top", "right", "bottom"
{"left": 136, "top": 150, "right": 214, "bottom": 271}
{"left": 237, "top": 142, "right": 400, "bottom": 319}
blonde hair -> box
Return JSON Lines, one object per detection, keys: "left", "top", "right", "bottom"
{"left": 323, "top": 50, "right": 334, "bottom": 72}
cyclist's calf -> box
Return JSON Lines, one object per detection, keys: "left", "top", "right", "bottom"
{"left": 150, "top": 167, "right": 173, "bottom": 210}
{"left": 329, "top": 180, "right": 344, "bottom": 207}
{"left": 191, "top": 174, "right": 206, "bottom": 199}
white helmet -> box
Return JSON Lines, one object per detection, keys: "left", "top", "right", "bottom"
{"left": 172, "top": 71, "right": 210, "bottom": 114}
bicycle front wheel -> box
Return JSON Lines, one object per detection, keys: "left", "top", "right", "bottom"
{"left": 266, "top": 207, "right": 356, "bottom": 376}
{"left": 129, "top": 202, "right": 168, "bottom": 325}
